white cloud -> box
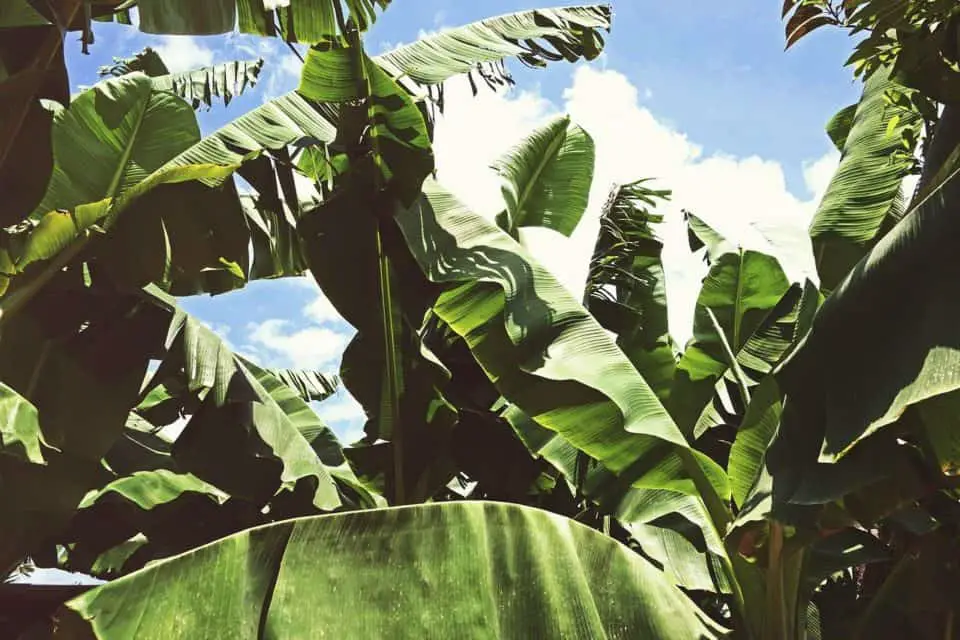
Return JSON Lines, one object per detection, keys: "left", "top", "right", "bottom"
{"left": 153, "top": 36, "right": 214, "bottom": 73}
{"left": 803, "top": 150, "right": 840, "bottom": 203}
{"left": 248, "top": 320, "right": 350, "bottom": 370}
{"left": 305, "top": 292, "right": 346, "bottom": 326}
{"left": 432, "top": 67, "right": 836, "bottom": 344}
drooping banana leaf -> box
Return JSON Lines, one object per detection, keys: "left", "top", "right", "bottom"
{"left": 396, "top": 180, "right": 730, "bottom": 506}
{"left": 133, "top": 0, "right": 390, "bottom": 41}
{"left": 492, "top": 115, "right": 595, "bottom": 238}
{"left": 373, "top": 4, "right": 611, "bottom": 95}
{"left": 140, "top": 290, "right": 355, "bottom": 512}
{"left": 99, "top": 47, "right": 265, "bottom": 110}
{"left": 151, "top": 58, "right": 264, "bottom": 109}
{"left": 585, "top": 179, "right": 676, "bottom": 401}
{"left": 30, "top": 289, "right": 377, "bottom": 579}
{"left": 809, "top": 67, "right": 922, "bottom": 291}
{"left": 263, "top": 367, "right": 340, "bottom": 404}
{"left": 51, "top": 502, "right": 727, "bottom": 639}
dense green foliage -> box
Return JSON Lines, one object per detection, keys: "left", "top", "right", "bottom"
{"left": 2, "top": 0, "right": 960, "bottom": 638}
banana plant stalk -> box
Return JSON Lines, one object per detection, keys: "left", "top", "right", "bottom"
{"left": 334, "top": 4, "right": 407, "bottom": 504}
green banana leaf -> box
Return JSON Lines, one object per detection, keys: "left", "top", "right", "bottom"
{"left": 39, "top": 294, "right": 376, "bottom": 580}
{"left": 151, "top": 58, "right": 264, "bottom": 109}
{"left": 775, "top": 105, "right": 960, "bottom": 465}
{"left": 0, "top": 381, "right": 45, "bottom": 465}
{"left": 670, "top": 241, "right": 791, "bottom": 436}
{"left": 135, "top": 0, "right": 390, "bottom": 41}
{"left": 0, "top": 275, "right": 163, "bottom": 573}
{"left": 52, "top": 502, "right": 727, "bottom": 639}
{"left": 99, "top": 47, "right": 264, "bottom": 110}
{"left": 27, "top": 73, "right": 198, "bottom": 220}
{"left": 373, "top": 5, "right": 611, "bottom": 88}
{"left": 505, "top": 406, "right": 732, "bottom": 595}
{"left": 0, "top": 73, "right": 248, "bottom": 297}
{"left": 727, "top": 376, "right": 782, "bottom": 509}
{"left": 396, "top": 179, "right": 729, "bottom": 503}
{"left": 0, "top": 1, "right": 70, "bottom": 223}
{"left": 585, "top": 179, "right": 676, "bottom": 401}
{"left": 264, "top": 367, "right": 340, "bottom": 404}
{"left": 690, "top": 280, "right": 821, "bottom": 438}
{"left": 493, "top": 115, "right": 595, "bottom": 237}
{"left": 809, "top": 67, "right": 922, "bottom": 291}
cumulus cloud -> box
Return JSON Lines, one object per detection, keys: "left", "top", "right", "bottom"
{"left": 153, "top": 36, "right": 214, "bottom": 72}
{"left": 248, "top": 320, "right": 350, "bottom": 370}
{"left": 305, "top": 290, "right": 346, "bottom": 326}
{"left": 432, "top": 66, "right": 837, "bottom": 343}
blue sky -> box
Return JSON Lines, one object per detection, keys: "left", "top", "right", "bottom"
{"left": 62, "top": 2, "right": 862, "bottom": 440}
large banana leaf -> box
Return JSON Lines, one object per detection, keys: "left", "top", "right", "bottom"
{"left": 585, "top": 180, "right": 676, "bottom": 401}
{"left": 0, "top": 73, "right": 248, "bottom": 297}
{"left": 773, "top": 105, "right": 960, "bottom": 467}
{"left": 493, "top": 115, "right": 595, "bottom": 237}
{"left": 134, "top": 0, "right": 390, "bottom": 41}
{"left": 507, "top": 405, "right": 733, "bottom": 595}
{"left": 396, "top": 180, "right": 729, "bottom": 503}
{"left": 373, "top": 4, "right": 611, "bottom": 89}
{"left": 52, "top": 502, "right": 726, "bottom": 639}
{"left": 48, "top": 77, "right": 339, "bottom": 296}
{"left": 808, "top": 67, "right": 922, "bottom": 291}
{"left": 669, "top": 239, "right": 791, "bottom": 436}
{"left": 27, "top": 73, "right": 198, "bottom": 219}
{"left": 0, "top": 0, "right": 73, "bottom": 223}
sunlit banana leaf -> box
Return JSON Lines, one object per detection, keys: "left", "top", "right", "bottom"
{"left": 373, "top": 4, "right": 611, "bottom": 95}
{"left": 773, "top": 105, "right": 960, "bottom": 469}
{"left": 504, "top": 405, "right": 733, "bottom": 595}
{"left": 396, "top": 180, "right": 729, "bottom": 504}
{"left": 809, "top": 67, "right": 922, "bottom": 291}
{"left": 0, "top": 73, "right": 247, "bottom": 295}
{"left": 669, "top": 242, "right": 790, "bottom": 436}
{"left": 691, "top": 280, "right": 821, "bottom": 437}
{"left": 27, "top": 73, "right": 198, "bottom": 220}
{"left": 53, "top": 502, "right": 727, "bottom": 639}
{"left": 133, "top": 0, "right": 390, "bottom": 41}
{"left": 493, "top": 115, "right": 595, "bottom": 237}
